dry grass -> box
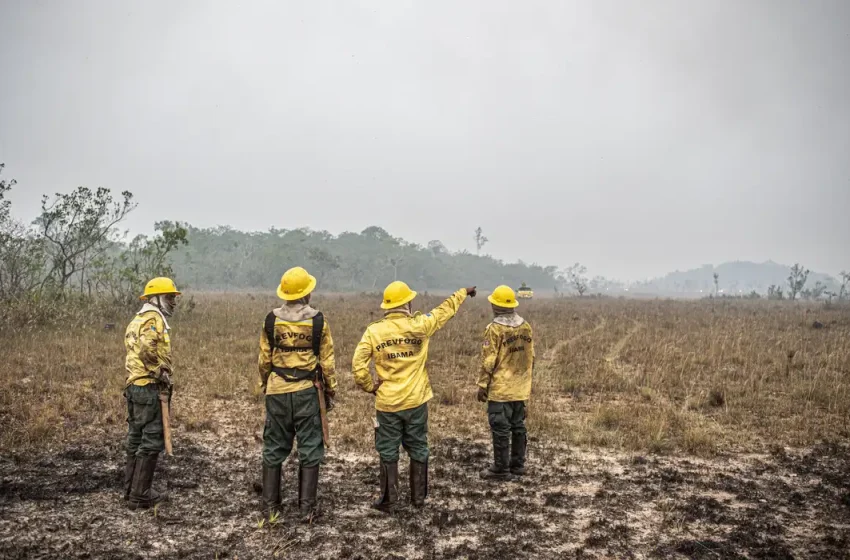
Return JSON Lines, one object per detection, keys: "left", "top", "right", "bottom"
{"left": 1, "top": 294, "right": 848, "bottom": 456}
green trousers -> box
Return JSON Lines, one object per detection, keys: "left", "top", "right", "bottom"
{"left": 487, "top": 401, "right": 527, "bottom": 439}
{"left": 375, "top": 403, "right": 429, "bottom": 463}
{"left": 263, "top": 387, "right": 324, "bottom": 468}
{"left": 126, "top": 384, "right": 164, "bottom": 457}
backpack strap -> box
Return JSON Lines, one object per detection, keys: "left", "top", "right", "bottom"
{"left": 264, "top": 311, "right": 277, "bottom": 356}
{"left": 265, "top": 310, "right": 324, "bottom": 383}
{"left": 311, "top": 312, "right": 324, "bottom": 357}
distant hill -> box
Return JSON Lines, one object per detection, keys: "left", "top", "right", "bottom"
{"left": 634, "top": 261, "right": 840, "bottom": 295}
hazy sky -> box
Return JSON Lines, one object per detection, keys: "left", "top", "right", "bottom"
{"left": 1, "top": 1, "right": 848, "bottom": 280}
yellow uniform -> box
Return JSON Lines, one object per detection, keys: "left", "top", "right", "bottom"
{"left": 124, "top": 305, "right": 172, "bottom": 387}
{"left": 258, "top": 311, "right": 337, "bottom": 395}
{"left": 477, "top": 317, "right": 535, "bottom": 402}
{"left": 352, "top": 289, "right": 467, "bottom": 412}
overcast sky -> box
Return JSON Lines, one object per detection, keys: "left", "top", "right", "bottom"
{"left": 1, "top": 0, "right": 848, "bottom": 280}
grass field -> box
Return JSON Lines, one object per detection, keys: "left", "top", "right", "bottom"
{"left": 1, "top": 294, "right": 849, "bottom": 558}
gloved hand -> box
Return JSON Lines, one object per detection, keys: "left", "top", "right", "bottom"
{"left": 325, "top": 389, "right": 336, "bottom": 412}
{"left": 465, "top": 286, "right": 477, "bottom": 297}
{"left": 477, "top": 388, "right": 488, "bottom": 403}
{"left": 158, "top": 369, "right": 173, "bottom": 393}
{"left": 370, "top": 379, "right": 384, "bottom": 395}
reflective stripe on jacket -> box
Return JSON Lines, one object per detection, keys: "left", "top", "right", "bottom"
{"left": 352, "top": 289, "right": 467, "bottom": 412}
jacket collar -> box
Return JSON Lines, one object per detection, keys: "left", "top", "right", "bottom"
{"left": 274, "top": 302, "right": 319, "bottom": 322}
{"left": 493, "top": 313, "right": 525, "bottom": 328}
{"left": 138, "top": 303, "right": 170, "bottom": 331}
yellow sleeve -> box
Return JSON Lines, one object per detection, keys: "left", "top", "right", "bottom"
{"left": 258, "top": 323, "right": 273, "bottom": 391}
{"left": 137, "top": 316, "right": 164, "bottom": 371}
{"left": 320, "top": 321, "right": 337, "bottom": 393}
{"left": 419, "top": 289, "right": 468, "bottom": 337}
{"left": 351, "top": 329, "right": 375, "bottom": 393}
{"left": 477, "top": 324, "right": 500, "bottom": 390}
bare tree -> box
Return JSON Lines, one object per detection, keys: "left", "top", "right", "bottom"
{"left": 840, "top": 271, "right": 849, "bottom": 301}
{"left": 713, "top": 272, "right": 720, "bottom": 296}
{"left": 473, "top": 227, "right": 488, "bottom": 255}
{"left": 562, "top": 263, "right": 588, "bottom": 296}
{"left": 787, "top": 263, "right": 809, "bottom": 301}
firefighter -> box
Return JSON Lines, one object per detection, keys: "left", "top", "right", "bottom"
{"left": 123, "top": 277, "right": 181, "bottom": 509}
{"left": 258, "top": 266, "right": 337, "bottom": 520}
{"left": 352, "top": 281, "right": 476, "bottom": 511}
{"left": 477, "top": 285, "right": 535, "bottom": 480}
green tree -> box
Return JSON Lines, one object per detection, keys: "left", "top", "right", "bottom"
{"left": 787, "top": 264, "right": 809, "bottom": 301}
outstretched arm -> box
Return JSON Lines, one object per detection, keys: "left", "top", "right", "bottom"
{"left": 419, "top": 287, "right": 474, "bottom": 337}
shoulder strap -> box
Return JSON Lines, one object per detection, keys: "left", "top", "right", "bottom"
{"left": 312, "top": 312, "right": 324, "bottom": 357}
{"left": 264, "top": 312, "right": 277, "bottom": 352}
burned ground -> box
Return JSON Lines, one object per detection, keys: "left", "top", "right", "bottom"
{"left": 1, "top": 431, "right": 848, "bottom": 559}
{"left": 2, "top": 296, "right": 849, "bottom": 558}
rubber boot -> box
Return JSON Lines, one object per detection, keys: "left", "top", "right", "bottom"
{"left": 510, "top": 432, "right": 527, "bottom": 476}
{"left": 372, "top": 461, "right": 399, "bottom": 512}
{"left": 128, "top": 454, "right": 168, "bottom": 510}
{"left": 480, "top": 436, "right": 513, "bottom": 481}
{"left": 261, "top": 465, "right": 282, "bottom": 518}
{"left": 123, "top": 453, "right": 136, "bottom": 501}
{"left": 410, "top": 459, "right": 428, "bottom": 508}
{"left": 298, "top": 465, "right": 320, "bottom": 521}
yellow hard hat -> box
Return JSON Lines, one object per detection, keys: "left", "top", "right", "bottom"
{"left": 381, "top": 280, "right": 417, "bottom": 310}
{"left": 488, "top": 285, "right": 519, "bottom": 309}
{"left": 277, "top": 266, "right": 317, "bottom": 300}
{"left": 140, "top": 277, "right": 181, "bottom": 300}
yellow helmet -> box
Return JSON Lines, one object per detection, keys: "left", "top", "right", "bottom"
{"left": 381, "top": 280, "right": 417, "bottom": 310}
{"left": 277, "top": 266, "right": 317, "bottom": 301}
{"left": 140, "top": 277, "right": 181, "bottom": 300}
{"left": 488, "top": 285, "right": 519, "bottom": 309}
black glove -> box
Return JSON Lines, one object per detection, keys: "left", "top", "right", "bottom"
{"left": 325, "top": 389, "right": 336, "bottom": 412}
{"left": 477, "top": 388, "right": 488, "bottom": 403}
{"left": 370, "top": 379, "right": 384, "bottom": 395}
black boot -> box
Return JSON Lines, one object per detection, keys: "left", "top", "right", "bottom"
{"left": 510, "top": 432, "right": 527, "bottom": 476}
{"left": 128, "top": 454, "right": 168, "bottom": 510}
{"left": 261, "top": 465, "right": 282, "bottom": 518}
{"left": 410, "top": 459, "right": 428, "bottom": 508}
{"left": 480, "top": 436, "right": 513, "bottom": 481}
{"left": 298, "top": 465, "right": 320, "bottom": 520}
{"left": 372, "top": 461, "right": 399, "bottom": 512}
{"left": 123, "top": 453, "right": 136, "bottom": 501}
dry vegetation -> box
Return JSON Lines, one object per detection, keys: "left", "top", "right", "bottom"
{"left": 1, "top": 295, "right": 849, "bottom": 558}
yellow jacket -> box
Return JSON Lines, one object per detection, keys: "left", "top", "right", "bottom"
{"left": 125, "top": 304, "right": 173, "bottom": 387}
{"left": 258, "top": 304, "right": 337, "bottom": 395}
{"left": 477, "top": 314, "right": 535, "bottom": 402}
{"left": 352, "top": 289, "right": 468, "bottom": 412}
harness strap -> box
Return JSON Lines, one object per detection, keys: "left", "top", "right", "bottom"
{"left": 265, "top": 311, "right": 324, "bottom": 382}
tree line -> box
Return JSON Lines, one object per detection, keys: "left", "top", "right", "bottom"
{"left": 169, "top": 225, "right": 560, "bottom": 293}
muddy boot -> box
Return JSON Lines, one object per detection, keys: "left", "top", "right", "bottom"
{"left": 123, "top": 453, "right": 136, "bottom": 501}
{"left": 372, "top": 461, "right": 399, "bottom": 512}
{"left": 261, "top": 465, "right": 282, "bottom": 518}
{"left": 480, "top": 437, "right": 513, "bottom": 481}
{"left": 410, "top": 459, "right": 428, "bottom": 508}
{"left": 298, "top": 465, "right": 320, "bottom": 521}
{"left": 510, "top": 432, "right": 527, "bottom": 476}
{"left": 128, "top": 454, "right": 168, "bottom": 510}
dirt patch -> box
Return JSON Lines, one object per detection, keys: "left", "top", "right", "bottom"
{"left": 1, "top": 433, "right": 849, "bottom": 559}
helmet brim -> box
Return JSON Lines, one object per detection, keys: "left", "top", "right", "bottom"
{"left": 381, "top": 290, "right": 417, "bottom": 310}
{"left": 277, "top": 275, "right": 317, "bottom": 301}
{"left": 140, "top": 290, "right": 182, "bottom": 301}
{"left": 488, "top": 294, "right": 519, "bottom": 308}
